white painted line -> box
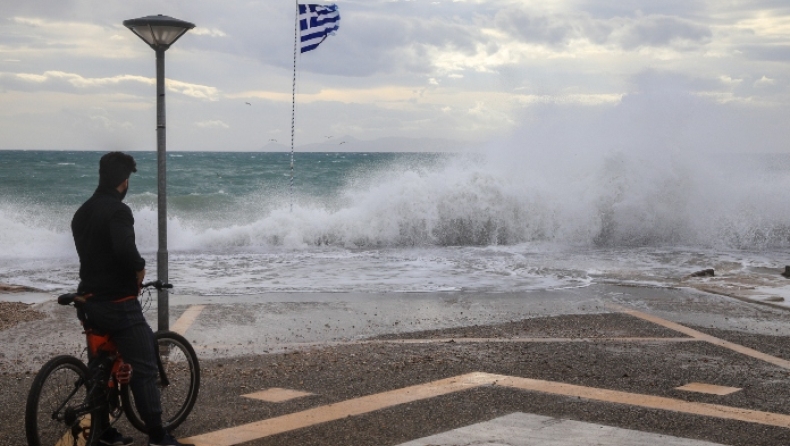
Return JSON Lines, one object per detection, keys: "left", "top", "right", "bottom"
{"left": 396, "top": 412, "right": 727, "bottom": 446}
{"left": 181, "top": 372, "right": 790, "bottom": 446}
{"left": 170, "top": 305, "right": 206, "bottom": 336}
{"left": 676, "top": 383, "right": 741, "bottom": 396}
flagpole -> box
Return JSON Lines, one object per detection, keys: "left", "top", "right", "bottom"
{"left": 290, "top": 0, "right": 299, "bottom": 212}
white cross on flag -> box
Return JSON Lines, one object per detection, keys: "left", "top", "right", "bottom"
{"left": 299, "top": 4, "right": 340, "bottom": 53}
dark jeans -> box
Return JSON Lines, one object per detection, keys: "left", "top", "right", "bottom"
{"left": 83, "top": 298, "right": 163, "bottom": 433}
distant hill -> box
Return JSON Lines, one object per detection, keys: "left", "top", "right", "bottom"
{"left": 261, "top": 136, "right": 477, "bottom": 153}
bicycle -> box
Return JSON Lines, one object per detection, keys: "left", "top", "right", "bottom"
{"left": 25, "top": 281, "right": 200, "bottom": 446}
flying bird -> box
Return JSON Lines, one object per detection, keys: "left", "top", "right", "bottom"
{"left": 245, "top": 102, "right": 251, "bottom": 106}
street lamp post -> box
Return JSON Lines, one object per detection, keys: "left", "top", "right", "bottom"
{"left": 123, "top": 15, "right": 194, "bottom": 332}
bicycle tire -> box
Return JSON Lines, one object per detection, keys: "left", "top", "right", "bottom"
{"left": 122, "top": 330, "right": 200, "bottom": 432}
{"left": 25, "top": 355, "right": 101, "bottom": 446}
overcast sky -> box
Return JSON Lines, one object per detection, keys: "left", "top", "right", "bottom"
{"left": 0, "top": 0, "right": 788, "bottom": 152}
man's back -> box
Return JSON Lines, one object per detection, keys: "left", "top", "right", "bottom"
{"left": 72, "top": 188, "right": 145, "bottom": 301}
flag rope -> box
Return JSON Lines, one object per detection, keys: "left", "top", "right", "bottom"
{"left": 289, "top": 3, "right": 339, "bottom": 212}
{"left": 290, "top": 0, "right": 298, "bottom": 212}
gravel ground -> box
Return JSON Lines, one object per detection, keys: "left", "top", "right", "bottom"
{"left": 0, "top": 302, "right": 45, "bottom": 331}
{"left": 4, "top": 312, "right": 790, "bottom": 446}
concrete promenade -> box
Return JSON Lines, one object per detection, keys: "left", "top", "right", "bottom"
{"left": 2, "top": 284, "right": 790, "bottom": 445}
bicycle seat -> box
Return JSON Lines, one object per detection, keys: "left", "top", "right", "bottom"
{"left": 57, "top": 293, "right": 88, "bottom": 306}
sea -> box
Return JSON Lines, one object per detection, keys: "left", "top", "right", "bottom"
{"left": 1, "top": 148, "right": 790, "bottom": 304}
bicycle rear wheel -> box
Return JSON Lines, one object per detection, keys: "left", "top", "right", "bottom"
{"left": 25, "top": 355, "right": 101, "bottom": 446}
{"left": 122, "top": 330, "right": 200, "bottom": 432}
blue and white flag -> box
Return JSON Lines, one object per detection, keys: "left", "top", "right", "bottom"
{"left": 299, "top": 4, "right": 340, "bottom": 53}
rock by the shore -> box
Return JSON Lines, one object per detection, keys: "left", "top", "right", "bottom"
{"left": 685, "top": 268, "right": 715, "bottom": 278}
{"left": 0, "top": 283, "right": 37, "bottom": 293}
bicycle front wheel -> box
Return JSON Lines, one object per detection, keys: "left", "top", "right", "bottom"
{"left": 25, "top": 355, "right": 101, "bottom": 446}
{"left": 122, "top": 330, "right": 200, "bottom": 432}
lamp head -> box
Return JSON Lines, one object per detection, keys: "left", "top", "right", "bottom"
{"left": 123, "top": 14, "right": 195, "bottom": 51}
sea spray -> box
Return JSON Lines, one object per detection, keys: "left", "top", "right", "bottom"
{"left": 3, "top": 150, "right": 790, "bottom": 256}
{"left": 2, "top": 150, "right": 790, "bottom": 295}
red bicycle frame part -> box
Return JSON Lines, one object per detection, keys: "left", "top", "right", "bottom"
{"left": 85, "top": 329, "right": 133, "bottom": 386}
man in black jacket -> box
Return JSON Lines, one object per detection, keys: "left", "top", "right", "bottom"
{"left": 72, "top": 152, "right": 191, "bottom": 446}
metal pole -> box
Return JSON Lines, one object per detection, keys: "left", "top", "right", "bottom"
{"left": 290, "top": 0, "right": 299, "bottom": 212}
{"left": 156, "top": 48, "right": 169, "bottom": 332}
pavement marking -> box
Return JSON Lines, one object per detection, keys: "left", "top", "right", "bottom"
{"left": 615, "top": 306, "right": 790, "bottom": 370}
{"left": 242, "top": 388, "right": 314, "bottom": 403}
{"left": 181, "top": 371, "right": 790, "bottom": 446}
{"left": 676, "top": 383, "right": 741, "bottom": 396}
{"left": 354, "top": 337, "right": 698, "bottom": 345}
{"left": 170, "top": 305, "right": 206, "bottom": 336}
{"left": 182, "top": 372, "right": 492, "bottom": 446}
{"left": 191, "top": 337, "right": 698, "bottom": 353}
{"left": 396, "top": 412, "right": 727, "bottom": 446}
{"left": 493, "top": 373, "right": 790, "bottom": 427}
{"left": 56, "top": 414, "right": 92, "bottom": 446}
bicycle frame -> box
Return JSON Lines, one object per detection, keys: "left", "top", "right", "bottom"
{"left": 85, "top": 328, "right": 132, "bottom": 388}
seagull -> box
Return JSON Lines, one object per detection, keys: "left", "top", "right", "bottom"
{"left": 325, "top": 135, "right": 333, "bottom": 139}
{"left": 245, "top": 102, "right": 251, "bottom": 106}
{"left": 339, "top": 141, "right": 346, "bottom": 145}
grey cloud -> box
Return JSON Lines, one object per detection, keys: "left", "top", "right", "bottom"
{"left": 168, "top": 2, "right": 490, "bottom": 78}
{"left": 0, "top": 70, "right": 218, "bottom": 101}
{"left": 0, "top": 73, "right": 47, "bottom": 92}
{"left": 495, "top": 8, "right": 578, "bottom": 46}
{"left": 737, "top": 76, "right": 788, "bottom": 101}
{"left": 513, "top": 68, "right": 790, "bottom": 156}
{"left": 0, "top": 107, "right": 149, "bottom": 151}
{"left": 513, "top": 87, "right": 790, "bottom": 156}
{"left": 576, "top": 0, "right": 709, "bottom": 19}
{"left": 629, "top": 69, "right": 719, "bottom": 93}
{"left": 738, "top": 44, "right": 790, "bottom": 62}
{"left": 410, "top": 17, "right": 480, "bottom": 54}
{"left": 311, "top": 13, "right": 480, "bottom": 77}
{"left": 2, "top": 0, "right": 789, "bottom": 152}
{"left": 496, "top": 6, "right": 711, "bottom": 51}
{"left": 295, "top": 13, "right": 415, "bottom": 77}
{"left": 289, "top": 11, "right": 482, "bottom": 77}
{"left": 629, "top": 69, "right": 790, "bottom": 108}
{"left": 0, "top": 71, "right": 151, "bottom": 96}
{"left": 613, "top": 15, "right": 711, "bottom": 49}
{"left": 0, "top": 2, "right": 483, "bottom": 80}
{"left": 0, "top": 1, "right": 79, "bottom": 19}
{"left": 295, "top": 99, "right": 482, "bottom": 143}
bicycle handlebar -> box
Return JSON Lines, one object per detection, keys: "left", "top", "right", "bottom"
{"left": 141, "top": 280, "right": 173, "bottom": 291}
{"left": 56, "top": 281, "right": 172, "bottom": 307}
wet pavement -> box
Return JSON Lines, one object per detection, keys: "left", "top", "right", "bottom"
{"left": 3, "top": 284, "right": 790, "bottom": 445}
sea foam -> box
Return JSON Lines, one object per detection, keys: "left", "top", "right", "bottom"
{"left": 3, "top": 148, "right": 790, "bottom": 259}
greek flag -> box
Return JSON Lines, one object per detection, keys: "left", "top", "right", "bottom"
{"left": 299, "top": 4, "right": 340, "bottom": 53}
